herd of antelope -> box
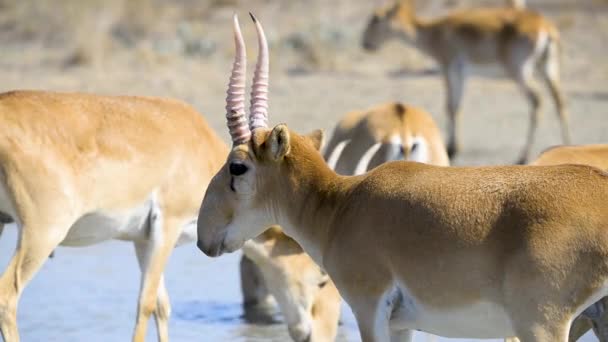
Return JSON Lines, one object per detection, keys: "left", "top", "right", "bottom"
{"left": 0, "top": 0, "right": 606, "bottom": 341}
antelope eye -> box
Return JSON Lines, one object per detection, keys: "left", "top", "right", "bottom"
{"left": 229, "top": 162, "right": 248, "bottom": 176}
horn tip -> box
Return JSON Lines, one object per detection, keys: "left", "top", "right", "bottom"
{"left": 249, "top": 12, "right": 257, "bottom": 22}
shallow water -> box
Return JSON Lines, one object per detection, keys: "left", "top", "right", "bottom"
{"left": 0, "top": 225, "right": 597, "bottom": 341}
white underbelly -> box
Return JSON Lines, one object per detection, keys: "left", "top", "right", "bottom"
{"left": 390, "top": 286, "right": 514, "bottom": 338}
{"left": 61, "top": 199, "right": 155, "bottom": 246}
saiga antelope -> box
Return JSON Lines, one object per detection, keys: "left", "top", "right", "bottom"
{"left": 0, "top": 90, "right": 228, "bottom": 342}
{"left": 228, "top": 14, "right": 341, "bottom": 341}
{"left": 531, "top": 144, "right": 608, "bottom": 342}
{"left": 241, "top": 101, "right": 449, "bottom": 340}
{"left": 197, "top": 15, "right": 608, "bottom": 342}
{"left": 324, "top": 101, "right": 449, "bottom": 175}
{"left": 362, "top": 0, "right": 570, "bottom": 164}
{"left": 241, "top": 226, "right": 341, "bottom": 342}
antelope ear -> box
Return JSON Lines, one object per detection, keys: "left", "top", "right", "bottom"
{"left": 306, "top": 129, "right": 324, "bottom": 151}
{"left": 267, "top": 124, "right": 291, "bottom": 161}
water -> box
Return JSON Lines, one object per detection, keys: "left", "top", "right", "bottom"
{"left": 0, "top": 225, "right": 597, "bottom": 341}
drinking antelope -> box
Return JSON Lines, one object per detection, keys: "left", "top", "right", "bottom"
{"left": 241, "top": 227, "right": 341, "bottom": 342}
{"left": 324, "top": 101, "right": 449, "bottom": 175}
{"left": 0, "top": 90, "right": 228, "bottom": 342}
{"left": 197, "top": 15, "right": 608, "bottom": 342}
{"left": 531, "top": 144, "right": 608, "bottom": 342}
{"left": 362, "top": 0, "right": 570, "bottom": 164}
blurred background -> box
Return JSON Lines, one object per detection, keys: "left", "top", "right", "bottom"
{"left": 0, "top": 0, "right": 607, "bottom": 341}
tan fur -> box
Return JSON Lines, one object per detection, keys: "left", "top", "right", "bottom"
{"left": 531, "top": 144, "right": 608, "bottom": 342}
{"left": 242, "top": 102, "right": 447, "bottom": 341}
{"left": 0, "top": 90, "right": 228, "bottom": 342}
{"left": 242, "top": 226, "right": 341, "bottom": 342}
{"left": 198, "top": 124, "right": 608, "bottom": 342}
{"left": 324, "top": 102, "right": 449, "bottom": 175}
{"left": 362, "top": 1, "right": 569, "bottom": 163}
{"left": 532, "top": 144, "right": 608, "bottom": 170}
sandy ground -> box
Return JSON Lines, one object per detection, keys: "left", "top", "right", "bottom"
{"left": 1, "top": 0, "right": 606, "bottom": 165}
{"left": 0, "top": 0, "right": 607, "bottom": 340}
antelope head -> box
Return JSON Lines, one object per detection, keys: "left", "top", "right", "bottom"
{"left": 362, "top": 0, "right": 416, "bottom": 51}
{"left": 197, "top": 14, "right": 323, "bottom": 257}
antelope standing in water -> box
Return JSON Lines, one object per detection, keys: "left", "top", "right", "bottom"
{"left": 198, "top": 15, "right": 608, "bottom": 342}
{"left": 531, "top": 144, "right": 608, "bottom": 342}
{"left": 362, "top": 0, "right": 570, "bottom": 163}
{"left": 0, "top": 90, "right": 228, "bottom": 341}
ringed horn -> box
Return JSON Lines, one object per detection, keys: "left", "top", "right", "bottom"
{"left": 225, "top": 13, "right": 270, "bottom": 145}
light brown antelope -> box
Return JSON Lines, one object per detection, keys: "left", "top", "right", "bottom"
{"left": 0, "top": 90, "right": 228, "bottom": 342}
{"left": 531, "top": 144, "right": 608, "bottom": 342}
{"left": 241, "top": 227, "right": 341, "bottom": 342}
{"left": 532, "top": 144, "right": 608, "bottom": 171}
{"left": 197, "top": 15, "right": 608, "bottom": 342}
{"left": 241, "top": 101, "right": 449, "bottom": 341}
{"left": 226, "top": 14, "right": 341, "bottom": 341}
{"left": 362, "top": 0, "right": 570, "bottom": 164}
{"left": 324, "top": 101, "right": 449, "bottom": 175}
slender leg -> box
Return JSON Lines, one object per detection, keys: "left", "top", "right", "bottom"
{"left": 541, "top": 40, "right": 570, "bottom": 145}
{"left": 134, "top": 241, "right": 171, "bottom": 342}
{"left": 0, "top": 217, "right": 72, "bottom": 342}
{"left": 509, "top": 59, "right": 543, "bottom": 164}
{"left": 132, "top": 216, "right": 181, "bottom": 342}
{"left": 443, "top": 59, "right": 467, "bottom": 159}
{"left": 350, "top": 296, "right": 391, "bottom": 342}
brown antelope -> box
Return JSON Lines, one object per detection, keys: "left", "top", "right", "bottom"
{"left": 229, "top": 14, "right": 341, "bottom": 341}
{"left": 0, "top": 90, "right": 228, "bottom": 342}
{"left": 197, "top": 15, "right": 608, "bottom": 342}
{"left": 324, "top": 101, "right": 449, "bottom": 175}
{"left": 531, "top": 144, "right": 608, "bottom": 342}
{"left": 362, "top": 0, "right": 570, "bottom": 164}
{"left": 241, "top": 101, "right": 449, "bottom": 341}
{"left": 531, "top": 144, "right": 608, "bottom": 171}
